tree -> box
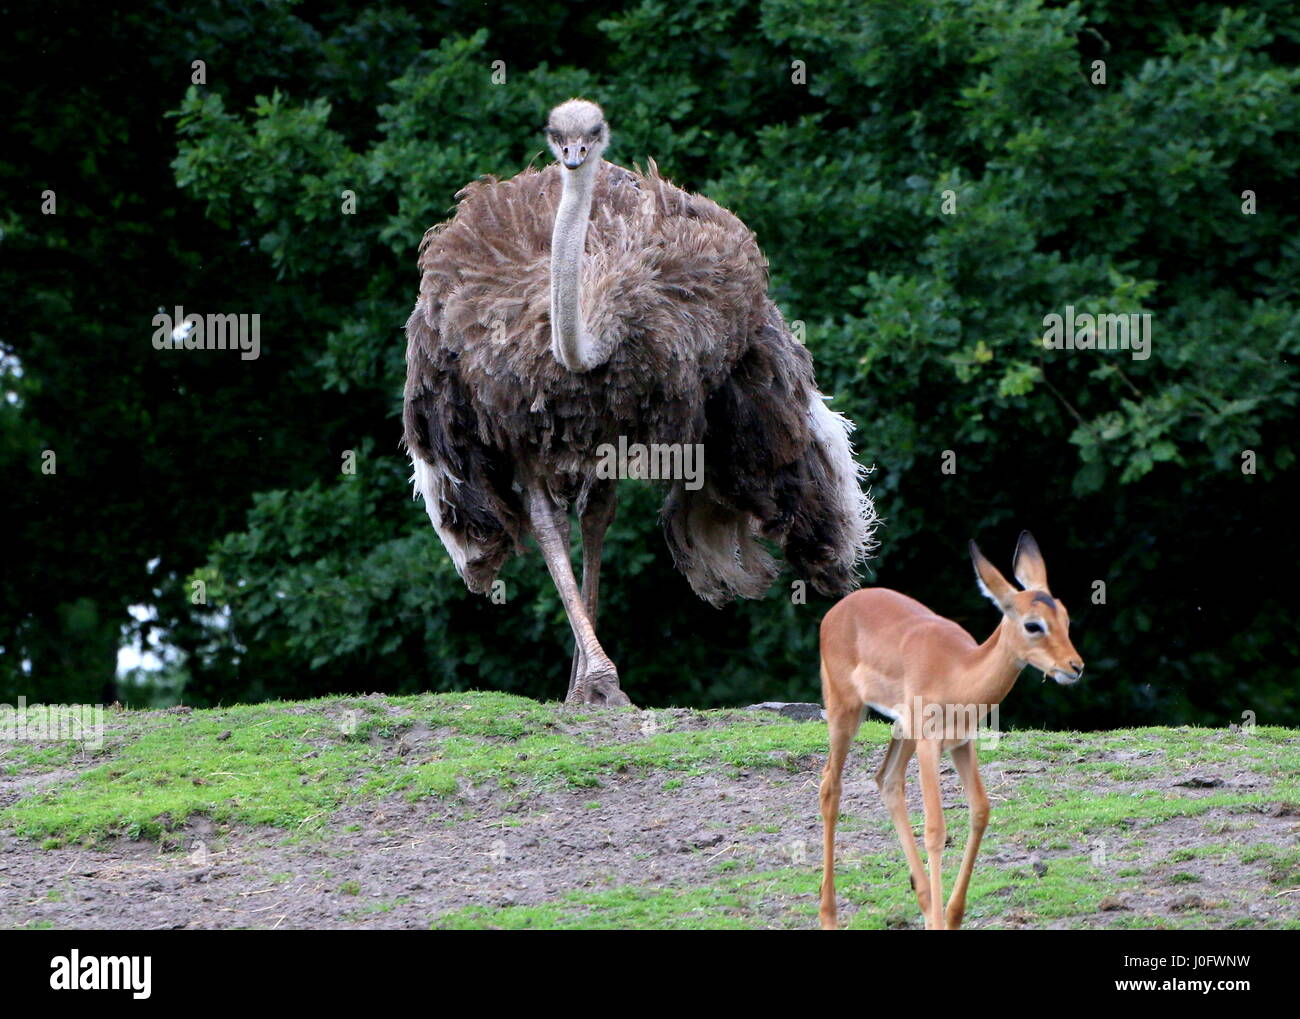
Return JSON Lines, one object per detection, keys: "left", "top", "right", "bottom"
{"left": 5, "top": 1, "right": 1297, "bottom": 727}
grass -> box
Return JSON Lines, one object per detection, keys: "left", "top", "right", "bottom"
{"left": 3, "top": 692, "right": 1299, "bottom": 930}
{"left": 1, "top": 691, "right": 839, "bottom": 843}
{"left": 430, "top": 866, "right": 856, "bottom": 930}
{"left": 423, "top": 836, "right": 1300, "bottom": 931}
{"left": 1240, "top": 844, "right": 1300, "bottom": 885}
{"left": 2, "top": 699, "right": 383, "bottom": 842}
{"left": 427, "top": 849, "right": 1115, "bottom": 930}
{"left": 0, "top": 740, "right": 82, "bottom": 776}
{"left": 5, "top": 693, "right": 1298, "bottom": 849}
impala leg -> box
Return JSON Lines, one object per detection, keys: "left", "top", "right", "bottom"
{"left": 819, "top": 681, "right": 863, "bottom": 930}
{"left": 525, "top": 484, "right": 629, "bottom": 707}
{"left": 917, "top": 739, "right": 947, "bottom": 930}
{"left": 875, "top": 736, "right": 930, "bottom": 921}
{"left": 945, "top": 739, "right": 989, "bottom": 929}
{"left": 567, "top": 483, "right": 618, "bottom": 700}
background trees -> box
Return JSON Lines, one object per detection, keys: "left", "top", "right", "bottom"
{"left": 3, "top": 0, "right": 1296, "bottom": 727}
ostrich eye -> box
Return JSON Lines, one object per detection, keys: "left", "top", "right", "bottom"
{"left": 1024, "top": 621, "right": 1045, "bottom": 635}
{"left": 589, "top": 126, "right": 602, "bottom": 140}
{"left": 546, "top": 129, "right": 560, "bottom": 142}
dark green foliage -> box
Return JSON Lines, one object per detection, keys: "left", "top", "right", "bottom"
{"left": 3, "top": 1, "right": 1296, "bottom": 726}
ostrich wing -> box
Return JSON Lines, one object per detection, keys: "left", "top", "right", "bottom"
{"left": 403, "top": 305, "right": 520, "bottom": 593}
{"left": 661, "top": 304, "right": 877, "bottom": 606}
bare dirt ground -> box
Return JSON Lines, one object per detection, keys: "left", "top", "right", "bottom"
{"left": 2, "top": 705, "right": 1297, "bottom": 930}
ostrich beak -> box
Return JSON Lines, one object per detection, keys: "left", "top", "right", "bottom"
{"left": 560, "top": 141, "right": 590, "bottom": 170}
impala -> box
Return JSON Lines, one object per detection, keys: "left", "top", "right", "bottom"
{"left": 818, "top": 532, "right": 1084, "bottom": 930}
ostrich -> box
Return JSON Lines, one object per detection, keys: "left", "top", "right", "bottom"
{"left": 403, "top": 99, "right": 877, "bottom": 706}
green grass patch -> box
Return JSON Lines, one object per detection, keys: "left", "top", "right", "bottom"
{"left": 1, "top": 700, "right": 384, "bottom": 843}
{"left": 4, "top": 691, "right": 1299, "bottom": 893}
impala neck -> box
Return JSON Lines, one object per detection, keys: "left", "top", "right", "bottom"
{"left": 963, "top": 617, "right": 1029, "bottom": 708}
{"left": 550, "top": 160, "right": 608, "bottom": 372}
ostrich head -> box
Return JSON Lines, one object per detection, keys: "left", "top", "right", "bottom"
{"left": 546, "top": 99, "right": 609, "bottom": 171}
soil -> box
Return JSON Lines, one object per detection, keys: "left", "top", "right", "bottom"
{"left": 1, "top": 710, "right": 1297, "bottom": 930}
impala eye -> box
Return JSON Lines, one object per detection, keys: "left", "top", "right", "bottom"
{"left": 1024, "top": 620, "right": 1045, "bottom": 635}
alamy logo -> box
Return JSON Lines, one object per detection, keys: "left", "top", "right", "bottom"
{"left": 1042, "top": 305, "right": 1151, "bottom": 361}
{"left": 49, "top": 950, "right": 152, "bottom": 999}
{"left": 881, "top": 697, "right": 1002, "bottom": 747}
{"left": 1, "top": 697, "right": 104, "bottom": 751}
{"left": 594, "top": 437, "right": 704, "bottom": 491}
{"left": 151, "top": 305, "right": 260, "bottom": 361}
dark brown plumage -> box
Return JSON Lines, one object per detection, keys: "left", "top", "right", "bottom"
{"left": 403, "top": 100, "right": 876, "bottom": 705}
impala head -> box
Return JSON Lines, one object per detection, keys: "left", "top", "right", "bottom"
{"left": 970, "top": 531, "right": 1084, "bottom": 685}
{"left": 546, "top": 99, "right": 609, "bottom": 171}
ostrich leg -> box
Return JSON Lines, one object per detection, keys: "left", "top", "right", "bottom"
{"left": 525, "top": 484, "right": 630, "bottom": 707}
{"left": 568, "top": 483, "right": 618, "bottom": 699}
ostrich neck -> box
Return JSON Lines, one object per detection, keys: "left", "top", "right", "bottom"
{"left": 550, "top": 161, "right": 607, "bottom": 372}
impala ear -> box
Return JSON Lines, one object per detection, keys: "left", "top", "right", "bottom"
{"left": 1012, "top": 530, "right": 1049, "bottom": 592}
{"left": 970, "top": 540, "right": 1017, "bottom": 612}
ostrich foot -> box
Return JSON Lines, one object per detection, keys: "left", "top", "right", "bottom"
{"left": 567, "top": 660, "right": 632, "bottom": 708}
